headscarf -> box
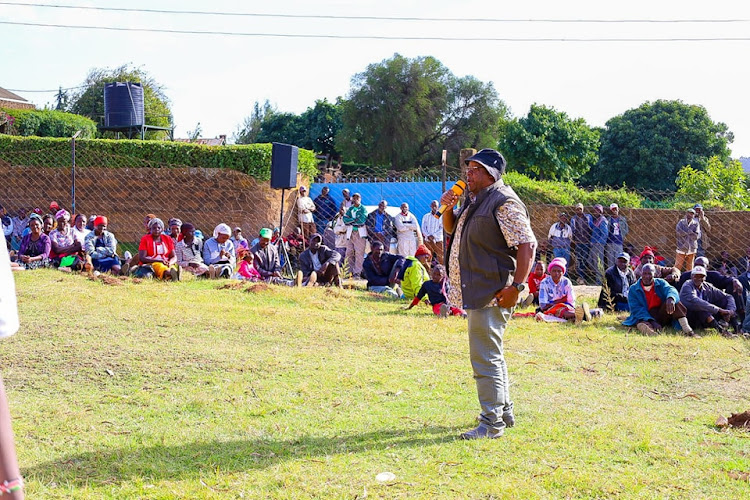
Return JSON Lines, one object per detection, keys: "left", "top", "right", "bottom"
{"left": 640, "top": 248, "right": 655, "bottom": 259}
{"left": 55, "top": 209, "right": 70, "bottom": 222}
{"left": 29, "top": 213, "right": 43, "bottom": 225}
{"left": 148, "top": 217, "right": 165, "bottom": 230}
{"left": 93, "top": 215, "right": 108, "bottom": 227}
{"left": 213, "top": 223, "right": 231, "bottom": 238}
{"left": 237, "top": 247, "right": 249, "bottom": 260}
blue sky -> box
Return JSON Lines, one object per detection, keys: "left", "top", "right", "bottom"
{"left": 2, "top": 0, "right": 749, "bottom": 159}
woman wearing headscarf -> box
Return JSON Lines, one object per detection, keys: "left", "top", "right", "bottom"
{"left": 537, "top": 257, "right": 590, "bottom": 322}
{"left": 17, "top": 214, "right": 50, "bottom": 270}
{"left": 84, "top": 216, "right": 122, "bottom": 274}
{"left": 48, "top": 209, "right": 84, "bottom": 271}
{"left": 136, "top": 217, "right": 180, "bottom": 280}
{"left": 203, "top": 223, "right": 235, "bottom": 278}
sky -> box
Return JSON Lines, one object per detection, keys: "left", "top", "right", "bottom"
{"left": 2, "top": 0, "right": 750, "bottom": 159}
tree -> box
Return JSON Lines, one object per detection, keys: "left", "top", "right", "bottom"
{"left": 234, "top": 99, "right": 276, "bottom": 145}
{"left": 675, "top": 156, "right": 750, "bottom": 209}
{"left": 298, "top": 99, "right": 343, "bottom": 158}
{"left": 588, "top": 100, "right": 733, "bottom": 191}
{"left": 255, "top": 112, "right": 304, "bottom": 145}
{"left": 67, "top": 64, "right": 172, "bottom": 139}
{"left": 337, "top": 53, "right": 507, "bottom": 169}
{"left": 498, "top": 104, "right": 599, "bottom": 181}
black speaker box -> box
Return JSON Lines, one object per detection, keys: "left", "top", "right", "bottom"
{"left": 270, "top": 142, "right": 298, "bottom": 189}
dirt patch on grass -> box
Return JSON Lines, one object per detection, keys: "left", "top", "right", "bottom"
{"left": 244, "top": 283, "right": 271, "bottom": 293}
{"left": 218, "top": 281, "right": 246, "bottom": 290}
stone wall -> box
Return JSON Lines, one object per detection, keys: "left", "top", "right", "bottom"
{"left": 0, "top": 165, "right": 307, "bottom": 243}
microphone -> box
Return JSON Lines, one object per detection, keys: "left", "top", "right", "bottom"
{"left": 435, "top": 180, "right": 467, "bottom": 218}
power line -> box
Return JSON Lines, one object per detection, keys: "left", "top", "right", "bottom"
{"left": 5, "top": 85, "right": 86, "bottom": 93}
{"left": 2, "top": 20, "right": 750, "bottom": 42}
{"left": 0, "top": 1, "right": 749, "bottom": 24}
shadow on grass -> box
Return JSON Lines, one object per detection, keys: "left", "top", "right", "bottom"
{"left": 24, "top": 426, "right": 458, "bottom": 486}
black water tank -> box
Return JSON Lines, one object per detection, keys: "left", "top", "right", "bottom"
{"left": 103, "top": 82, "right": 144, "bottom": 127}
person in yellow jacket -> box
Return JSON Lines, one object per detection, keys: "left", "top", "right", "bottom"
{"left": 397, "top": 244, "right": 433, "bottom": 301}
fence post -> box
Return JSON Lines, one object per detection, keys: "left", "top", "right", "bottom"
{"left": 71, "top": 130, "right": 82, "bottom": 215}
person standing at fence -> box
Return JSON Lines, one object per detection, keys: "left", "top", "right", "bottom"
{"left": 606, "top": 203, "right": 629, "bottom": 268}
{"left": 571, "top": 202, "right": 592, "bottom": 284}
{"left": 0, "top": 240, "right": 25, "bottom": 499}
{"left": 394, "top": 202, "right": 423, "bottom": 257}
{"left": 440, "top": 148, "right": 536, "bottom": 440}
{"left": 296, "top": 186, "right": 317, "bottom": 245}
{"left": 589, "top": 204, "right": 609, "bottom": 284}
{"left": 340, "top": 188, "right": 353, "bottom": 212}
{"left": 693, "top": 203, "right": 710, "bottom": 258}
{"left": 313, "top": 186, "right": 338, "bottom": 235}
{"left": 343, "top": 193, "right": 368, "bottom": 278}
{"left": 366, "top": 200, "right": 395, "bottom": 249}
{"left": 547, "top": 212, "right": 572, "bottom": 265}
{"left": 421, "top": 200, "right": 444, "bottom": 264}
{"left": 675, "top": 208, "right": 700, "bottom": 272}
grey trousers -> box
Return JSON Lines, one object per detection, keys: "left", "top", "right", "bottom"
{"left": 467, "top": 306, "right": 514, "bottom": 431}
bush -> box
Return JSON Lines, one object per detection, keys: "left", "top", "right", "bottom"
{"left": 1, "top": 108, "right": 97, "bottom": 138}
{"left": 0, "top": 136, "right": 319, "bottom": 180}
{"left": 504, "top": 171, "right": 644, "bottom": 207}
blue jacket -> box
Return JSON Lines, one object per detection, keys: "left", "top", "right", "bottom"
{"left": 590, "top": 216, "right": 609, "bottom": 245}
{"left": 622, "top": 278, "right": 680, "bottom": 327}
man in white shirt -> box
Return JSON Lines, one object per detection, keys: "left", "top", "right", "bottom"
{"left": 296, "top": 186, "right": 317, "bottom": 245}
{"left": 421, "top": 200, "right": 444, "bottom": 264}
{"left": 394, "top": 202, "right": 423, "bottom": 257}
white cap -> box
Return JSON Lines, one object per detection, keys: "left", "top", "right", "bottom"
{"left": 610, "top": 203, "right": 619, "bottom": 209}
{"left": 692, "top": 265, "right": 707, "bottom": 276}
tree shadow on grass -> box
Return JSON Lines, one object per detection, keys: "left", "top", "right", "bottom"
{"left": 24, "top": 426, "right": 458, "bottom": 487}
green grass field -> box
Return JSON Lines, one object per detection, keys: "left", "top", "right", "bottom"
{"left": 3, "top": 270, "right": 749, "bottom": 498}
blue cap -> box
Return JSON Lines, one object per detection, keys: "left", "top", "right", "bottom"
{"left": 465, "top": 148, "right": 507, "bottom": 180}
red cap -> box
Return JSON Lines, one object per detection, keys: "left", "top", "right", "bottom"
{"left": 415, "top": 244, "right": 431, "bottom": 258}
{"left": 49, "top": 201, "right": 60, "bottom": 210}
{"left": 93, "top": 215, "right": 108, "bottom": 227}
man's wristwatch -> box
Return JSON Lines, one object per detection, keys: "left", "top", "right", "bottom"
{"left": 511, "top": 281, "right": 527, "bottom": 293}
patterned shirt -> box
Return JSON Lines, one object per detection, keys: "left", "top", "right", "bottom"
{"left": 447, "top": 183, "right": 536, "bottom": 308}
{"left": 538, "top": 275, "right": 576, "bottom": 308}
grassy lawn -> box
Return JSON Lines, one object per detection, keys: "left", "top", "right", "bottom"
{"left": 3, "top": 270, "right": 749, "bottom": 498}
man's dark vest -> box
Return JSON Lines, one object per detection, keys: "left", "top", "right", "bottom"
{"left": 446, "top": 180, "right": 528, "bottom": 310}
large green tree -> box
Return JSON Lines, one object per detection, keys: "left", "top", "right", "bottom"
{"left": 498, "top": 104, "right": 599, "bottom": 181}
{"left": 68, "top": 64, "right": 172, "bottom": 139}
{"left": 588, "top": 100, "right": 733, "bottom": 191}
{"left": 675, "top": 156, "right": 750, "bottom": 209}
{"left": 234, "top": 99, "right": 276, "bottom": 145}
{"left": 337, "top": 54, "right": 507, "bottom": 169}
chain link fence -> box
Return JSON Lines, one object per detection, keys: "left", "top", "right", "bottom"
{"left": 3, "top": 142, "right": 750, "bottom": 283}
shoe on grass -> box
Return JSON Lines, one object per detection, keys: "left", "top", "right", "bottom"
{"left": 521, "top": 294, "right": 534, "bottom": 308}
{"left": 460, "top": 423, "right": 503, "bottom": 440}
{"left": 439, "top": 303, "right": 450, "bottom": 318}
{"left": 169, "top": 267, "right": 180, "bottom": 282}
{"left": 636, "top": 322, "right": 657, "bottom": 336}
{"left": 502, "top": 412, "right": 515, "bottom": 428}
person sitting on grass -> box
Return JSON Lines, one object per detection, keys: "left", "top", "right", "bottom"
{"left": 71, "top": 214, "right": 90, "bottom": 247}
{"left": 297, "top": 233, "right": 341, "bottom": 287}
{"left": 521, "top": 260, "right": 546, "bottom": 307}
{"left": 634, "top": 248, "right": 680, "bottom": 285}
{"left": 17, "top": 214, "right": 50, "bottom": 270}
{"left": 175, "top": 223, "right": 211, "bottom": 278}
{"left": 362, "top": 240, "right": 405, "bottom": 299}
{"left": 136, "top": 217, "right": 180, "bottom": 281}
{"left": 41, "top": 213, "right": 55, "bottom": 236}
{"left": 84, "top": 216, "right": 122, "bottom": 275}
{"left": 538, "top": 257, "right": 590, "bottom": 322}
{"left": 234, "top": 247, "right": 262, "bottom": 281}
{"left": 598, "top": 252, "right": 636, "bottom": 312}
{"left": 203, "top": 223, "right": 235, "bottom": 279}
{"left": 679, "top": 265, "right": 739, "bottom": 337}
{"left": 49, "top": 209, "right": 84, "bottom": 271}
{"left": 676, "top": 256, "right": 745, "bottom": 324}
{"left": 405, "top": 264, "right": 466, "bottom": 317}
{"left": 622, "top": 264, "right": 694, "bottom": 336}
{"left": 252, "top": 227, "right": 295, "bottom": 286}
{"left": 397, "top": 244, "right": 432, "bottom": 301}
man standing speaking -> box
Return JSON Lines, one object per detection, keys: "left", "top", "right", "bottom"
{"left": 441, "top": 149, "right": 536, "bottom": 440}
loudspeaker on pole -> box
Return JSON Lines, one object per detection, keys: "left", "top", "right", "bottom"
{"left": 270, "top": 142, "right": 299, "bottom": 190}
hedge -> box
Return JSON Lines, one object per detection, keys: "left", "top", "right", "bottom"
{"left": 503, "top": 172, "right": 644, "bottom": 207}
{"left": 0, "top": 136, "right": 319, "bottom": 180}
{"left": 1, "top": 108, "right": 97, "bottom": 139}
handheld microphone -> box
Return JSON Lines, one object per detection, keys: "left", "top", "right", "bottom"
{"left": 435, "top": 180, "right": 467, "bottom": 218}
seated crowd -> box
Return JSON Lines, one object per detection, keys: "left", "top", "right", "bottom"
{"left": 6, "top": 198, "right": 750, "bottom": 336}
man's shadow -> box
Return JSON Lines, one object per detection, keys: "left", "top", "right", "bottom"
{"left": 24, "top": 426, "right": 458, "bottom": 486}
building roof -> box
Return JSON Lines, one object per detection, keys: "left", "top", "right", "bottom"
{"left": 0, "top": 87, "right": 30, "bottom": 104}
{"left": 174, "top": 135, "right": 227, "bottom": 146}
